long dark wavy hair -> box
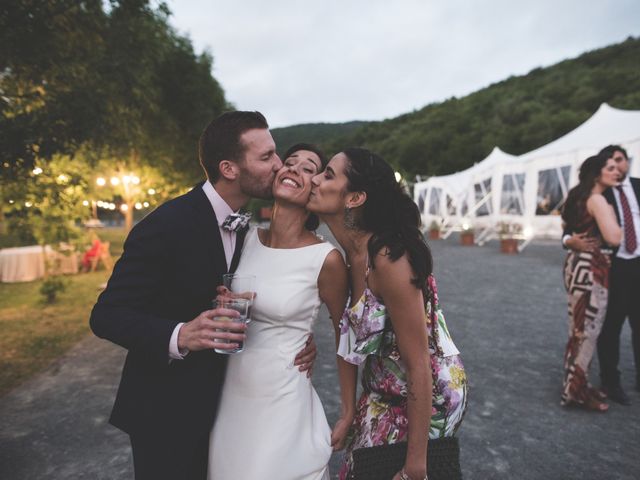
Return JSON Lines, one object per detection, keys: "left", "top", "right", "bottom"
{"left": 342, "top": 147, "right": 433, "bottom": 303}
{"left": 283, "top": 143, "right": 328, "bottom": 231}
{"left": 561, "top": 153, "right": 609, "bottom": 230}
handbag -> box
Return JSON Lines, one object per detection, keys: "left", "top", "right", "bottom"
{"left": 350, "top": 437, "right": 462, "bottom": 480}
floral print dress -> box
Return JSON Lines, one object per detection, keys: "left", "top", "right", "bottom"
{"left": 338, "top": 274, "right": 468, "bottom": 479}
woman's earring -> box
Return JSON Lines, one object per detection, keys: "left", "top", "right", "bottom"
{"left": 344, "top": 206, "right": 357, "bottom": 230}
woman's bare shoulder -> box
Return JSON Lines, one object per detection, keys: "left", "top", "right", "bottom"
{"left": 369, "top": 249, "right": 413, "bottom": 284}
{"left": 586, "top": 193, "right": 608, "bottom": 211}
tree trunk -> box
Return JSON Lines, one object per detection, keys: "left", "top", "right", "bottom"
{"left": 125, "top": 205, "right": 134, "bottom": 232}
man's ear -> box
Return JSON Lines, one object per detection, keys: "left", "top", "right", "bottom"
{"left": 218, "top": 160, "right": 238, "bottom": 181}
{"left": 346, "top": 191, "right": 367, "bottom": 209}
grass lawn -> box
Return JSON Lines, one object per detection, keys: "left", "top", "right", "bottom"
{"left": 0, "top": 227, "right": 127, "bottom": 396}
{"left": 97, "top": 227, "right": 126, "bottom": 259}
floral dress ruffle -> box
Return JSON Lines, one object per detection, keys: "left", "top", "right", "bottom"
{"left": 338, "top": 275, "right": 468, "bottom": 480}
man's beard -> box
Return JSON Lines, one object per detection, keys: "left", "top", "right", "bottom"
{"left": 239, "top": 172, "right": 274, "bottom": 200}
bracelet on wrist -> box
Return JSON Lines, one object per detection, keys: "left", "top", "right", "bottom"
{"left": 399, "top": 468, "right": 428, "bottom": 480}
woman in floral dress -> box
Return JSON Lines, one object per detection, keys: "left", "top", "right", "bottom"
{"left": 308, "top": 147, "right": 467, "bottom": 480}
{"left": 561, "top": 154, "right": 621, "bottom": 411}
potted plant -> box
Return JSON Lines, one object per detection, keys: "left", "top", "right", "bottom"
{"left": 460, "top": 222, "right": 474, "bottom": 246}
{"left": 428, "top": 220, "right": 441, "bottom": 240}
{"left": 498, "top": 222, "right": 521, "bottom": 254}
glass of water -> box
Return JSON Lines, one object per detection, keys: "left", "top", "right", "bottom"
{"left": 212, "top": 297, "right": 250, "bottom": 354}
{"left": 222, "top": 273, "right": 256, "bottom": 322}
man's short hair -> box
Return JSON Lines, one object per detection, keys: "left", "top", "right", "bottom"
{"left": 599, "top": 144, "right": 628, "bottom": 160}
{"left": 199, "top": 111, "right": 269, "bottom": 182}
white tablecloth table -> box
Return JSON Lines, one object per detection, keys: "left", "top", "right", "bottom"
{"left": 0, "top": 245, "right": 78, "bottom": 283}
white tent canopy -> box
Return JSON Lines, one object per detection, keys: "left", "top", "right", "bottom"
{"left": 519, "top": 103, "right": 640, "bottom": 162}
{"left": 415, "top": 104, "right": 640, "bottom": 240}
{"left": 414, "top": 147, "right": 517, "bottom": 228}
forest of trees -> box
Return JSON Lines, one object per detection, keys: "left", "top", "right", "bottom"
{"left": 1, "top": 0, "right": 230, "bottom": 243}
{"left": 1, "top": 0, "right": 229, "bottom": 183}
{"left": 2, "top": 2, "right": 638, "bottom": 247}
{"left": 271, "top": 121, "right": 366, "bottom": 157}
{"left": 273, "top": 36, "right": 640, "bottom": 179}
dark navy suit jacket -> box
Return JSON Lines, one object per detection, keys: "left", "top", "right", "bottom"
{"left": 90, "top": 184, "right": 245, "bottom": 442}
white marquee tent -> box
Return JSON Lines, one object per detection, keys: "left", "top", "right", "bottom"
{"left": 414, "top": 147, "right": 517, "bottom": 232}
{"left": 414, "top": 103, "right": 640, "bottom": 242}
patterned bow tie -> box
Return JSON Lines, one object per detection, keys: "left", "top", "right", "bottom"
{"left": 222, "top": 212, "right": 252, "bottom": 233}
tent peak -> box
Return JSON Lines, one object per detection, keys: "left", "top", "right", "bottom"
{"left": 596, "top": 102, "right": 640, "bottom": 115}
{"left": 491, "top": 146, "right": 516, "bottom": 156}
{"left": 597, "top": 102, "right": 611, "bottom": 113}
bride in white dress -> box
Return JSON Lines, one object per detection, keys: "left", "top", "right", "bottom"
{"left": 208, "top": 144, "right": 357, "bottom": 480}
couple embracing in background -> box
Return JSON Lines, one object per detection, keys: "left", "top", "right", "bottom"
{"left": 90, "top": 111, "right": 468, "bottom": 480}
{"left": 561, "top": 145, "right": 640, "bottom": 412}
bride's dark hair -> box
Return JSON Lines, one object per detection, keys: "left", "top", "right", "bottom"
{"left": 561, "top": 153, "right": 608, "bottom": 231}
{"left": 342, "top": 147, "right": 433, "bottom": 301}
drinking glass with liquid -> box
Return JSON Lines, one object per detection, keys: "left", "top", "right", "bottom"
{"left": 212, "top": 297, "right": 250, "bottom": 354}
{"left": 222, "top": 273, "right": 256, "bottom": 323}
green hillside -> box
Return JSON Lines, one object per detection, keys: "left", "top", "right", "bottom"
{"left": 275, "top": 36, "right": 640, "bottom": 178}
{"left": 272, "top": 121, "right": 366, "bottom": 157}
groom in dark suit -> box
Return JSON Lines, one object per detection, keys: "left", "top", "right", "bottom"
{"left": 564, "top": 145, "right": 640, "bottom": 405}
{"left": 90, "top": 111, "right": 316, "bottom": 479}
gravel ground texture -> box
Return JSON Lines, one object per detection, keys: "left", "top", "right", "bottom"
{"left": 2, "top": 230, "right": 638, "bottom": 480}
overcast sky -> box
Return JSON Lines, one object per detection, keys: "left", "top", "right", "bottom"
{"left": 166, "top": 0, "right": 640, "bottom": 128}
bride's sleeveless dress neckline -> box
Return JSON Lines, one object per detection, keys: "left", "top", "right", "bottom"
{"left": 208, "top": 227, "right": 334, "bottom": 480}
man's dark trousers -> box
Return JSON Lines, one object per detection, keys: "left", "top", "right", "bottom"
{"left": 597, "top": 256, "right": 640, "bottom": 387}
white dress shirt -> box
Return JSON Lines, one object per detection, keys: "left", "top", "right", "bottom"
{"left": 612, "top": 176, "right": 640, "bottom": 259}
{"left": 169, "top": 180, "right": 240, "bottom": 360}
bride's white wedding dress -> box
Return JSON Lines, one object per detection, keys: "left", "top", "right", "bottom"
{"left": 208, "top": 228, "right": 334, "bottom": 480}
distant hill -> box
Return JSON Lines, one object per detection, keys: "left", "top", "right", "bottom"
{"left": 275, "top": 36, "right": 640, "bottom": 178}
{"left": 272, "top": 121, "right": 367, "bottom": 156}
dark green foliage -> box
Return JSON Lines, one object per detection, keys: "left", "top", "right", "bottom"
{"left": 0, "top": 0, "right": 229, "bottom": 184}
{"left": 0, "top": 1, "right": 108, "bottom": 177}
{"left": 39, "top": 277, "right": 68, "bottom": 304}
{"left": 289, "top": 37, "right": 640, "bottom": 178}
{"left": 272, "top": 121, "right": 367, "bottom": 157}
{"left": 94, "top": 2, "right": 230, "bottom": 182}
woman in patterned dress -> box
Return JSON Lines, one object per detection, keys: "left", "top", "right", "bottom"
{"left": 561, "top": 154, "right": 622, "bottom": 411}
{"left": 307, "top": 148, "right": 467, "bottom": 480}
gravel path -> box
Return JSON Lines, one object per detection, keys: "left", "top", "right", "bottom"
{"left": 2, "top": 232, "right": 638, "bottom": 479}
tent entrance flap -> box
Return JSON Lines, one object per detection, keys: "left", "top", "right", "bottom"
{"left": 536, "top": 166, "right": 571, "bottom": 216}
